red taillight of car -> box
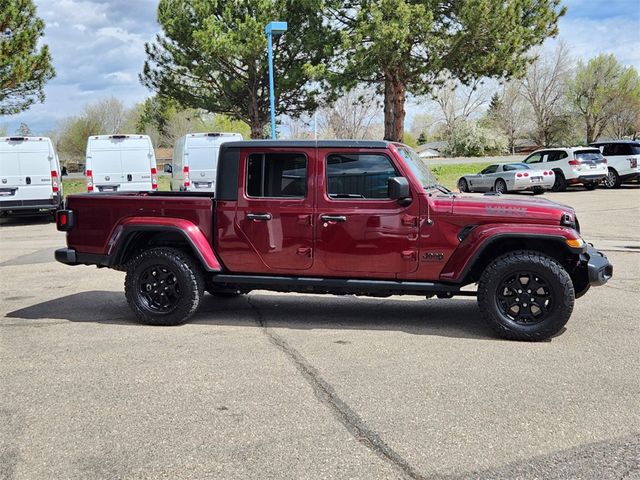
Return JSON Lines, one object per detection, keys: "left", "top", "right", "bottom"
{"left": 86, "top": 169, "right": 94, "bottom": 192}
{"left": 183, "top": 166, "right": 190, "bottom": 188}
{"left": 568, "top": 159, "right": 580, "bottom": 166}
{"left": 151, "top": 167, "right": 158, "bottom": 190}
{"left": 51, "top": 170, "right": 59, "bottom": 193}
{"left": 523, "top": 172, "right": 529, "bottom": 177}
{"left": 549, "top": 170, "right": 554, "bottom": 175}
{"left": 543, "top": 171, "right": 548, "bottom": 175}
{"left": 630, "top": 158, "right": 638, "bottom": 168}
{"left": 516, "top": 173, "right": 522, "bottom": 178}
{"left": 56, "top": 210, "right": 74, "bottom": 231}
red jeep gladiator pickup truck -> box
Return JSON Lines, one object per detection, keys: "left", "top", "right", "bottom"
{"left": 55, "top": 141, "right": 612, "bottom": 340}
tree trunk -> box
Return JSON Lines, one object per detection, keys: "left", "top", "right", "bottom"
{"left": 382, "top": 71, "right": 406, "bottom": 142}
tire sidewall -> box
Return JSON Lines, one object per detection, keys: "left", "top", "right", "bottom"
{"left": 125, "top": 248, "right": 203, "bottom": 326}
{"left": 495, "top": 179, "right": 507, "bottom": 194}
{"left": 458, "top": 178, "right": 468, "bottom": 192}
{"left": 479, "top": 252, "right": 574, "bottom": 340}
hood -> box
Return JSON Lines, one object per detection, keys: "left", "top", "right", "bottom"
{"left": 451, "top": 193, "right": 575, "bottom": 225}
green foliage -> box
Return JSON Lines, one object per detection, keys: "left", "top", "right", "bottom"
{"left": 431, "top": 161, "right": 493, "bottom": 189}
{"left": 417, "top": 132, "right": 427, "bottom": 145}
{"left": 444, "top": 121, "right": 508, "bottom": 157}
{"left": 331, "top": 0, "right": 566, "bottom": 141}
{"left": 402, "top": 131, "right": 417, "bottom": 147}
{"left": 142, "top": 0, "right": 337, "bottom": 138}
{"left": 0, "top": 0, "right": 55, "bottom": 114}
{"left": 569, "top": 55, "right": 640, "bottom": 142}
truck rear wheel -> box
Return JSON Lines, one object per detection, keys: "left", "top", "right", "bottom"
{"left": 125, "top": 247, "right": 204, "bottom": 326}
{"left": 477, "top": 250, "right": 574, "bottom": 341}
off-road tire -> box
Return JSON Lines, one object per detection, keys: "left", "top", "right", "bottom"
{"left": 458, "top": 178, "right": 469, "bottom": 193}
{"left": 551, "top": 171, "right": 567, "bottom": 192}
{"left": 477, "top": 250, "right": 574, "bottom": 341}
{"left": 604, "top": 168, "right": 621, "bottom": 189}
{"left": 125, "top": 247, "right": 204, "bottom": 326}
{"left": 494, "top": 179, "right": 507, "bottom": 194}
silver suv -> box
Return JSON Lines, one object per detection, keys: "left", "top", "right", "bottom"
{"left": 523, "top": 147, "right": 608, "bottom": 192}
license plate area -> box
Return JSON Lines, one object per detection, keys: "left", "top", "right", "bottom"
{"left": 531, "top": 176, "right": 543, "bottom": 182}
{"left": 98, "top": 186, "right": 118, "bottom": 192}
{"left": 0, "top": 188, "right": 17, "bottom": 196}
{"left": 194, "top": 182, "right": 212, "bottom": 189}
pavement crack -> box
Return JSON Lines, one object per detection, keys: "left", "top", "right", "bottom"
{"left": 245, "top": 295, "right": 428, "bottom": 480}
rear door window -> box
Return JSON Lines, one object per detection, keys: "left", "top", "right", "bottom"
{"left": 524, "top": 152, "right": 543, "bottom": 164}
{"left": 326, "top": 153, "right": 397, "bottom": 199}
{"left": 246, "top": 153, "right": 307, "bottom": 198}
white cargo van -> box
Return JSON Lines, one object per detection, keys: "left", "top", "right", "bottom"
{"left": 0, "top": 136, "right": 62, "bottom": 216}
{"left": 169, "top": 132, "right": 243, "bottom": 192}
{"left": 85, "top": 135, "right": 157, "bottom": 192}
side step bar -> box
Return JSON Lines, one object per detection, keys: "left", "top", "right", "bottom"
{"left": 210, "top": 274, "right": 476, "bottom": 297}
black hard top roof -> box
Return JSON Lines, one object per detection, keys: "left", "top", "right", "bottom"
{"left": 590, "top": 140, "right": 640, "bottom": 145}
{"left": 220, "top": 140, "right": 390, "bottom": 150}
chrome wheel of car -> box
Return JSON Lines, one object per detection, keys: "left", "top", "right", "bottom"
{"left": 494, "top": 179, "right": 507, "bottom": 194}
{"left": 604, "top": 168, "right": 621, "bottom": 189}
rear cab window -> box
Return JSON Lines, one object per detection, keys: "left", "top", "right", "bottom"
{"left": 246, "top": 153, "right": 307, "bottom": 198}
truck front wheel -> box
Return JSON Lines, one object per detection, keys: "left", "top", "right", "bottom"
{"left": 125, "top": 247, "right": 204, "bottom": 326}
{"left": 477, "top": 251, "right": 575, "bottom": 341}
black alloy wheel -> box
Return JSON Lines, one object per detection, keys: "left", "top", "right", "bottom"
{"left": 496, "top": 271, "right": 551, "bottom": 325}
{"left": 137, "top": 264, "right": 181, "bottom": 313}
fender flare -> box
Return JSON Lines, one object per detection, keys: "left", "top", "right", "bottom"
{"left": 106, "top": 217, "right": 222, "bottom": 272}
{"left": 440, "top": 224, "right": 583, "bottom": 284}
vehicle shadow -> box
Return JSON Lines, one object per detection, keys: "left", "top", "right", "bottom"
{"left": 0, "top": 215, "right": 53, "bottom": 227}
{"left": 4, "top": 290, "right": 499, "bottom": 341}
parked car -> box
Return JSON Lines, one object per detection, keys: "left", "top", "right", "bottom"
{"left": 589, "top": 140, "right": 640, "bottom": 188}
{"left": 457, "top": 162, "right": 555, "bottom": 194}
{"left": 0, "top": 136, "right": 63, "bottom": 217}
{"left": 169, "top": 132, "right": 243, "bottom": 192}
{"left": 522, "top": 147, "right": 607, "bottom": 192}
{"left": 55, "top": 140, "right": 612, "bottom": 341}
{"left": 85, "top": 135, "right": 157, "bottom": 193}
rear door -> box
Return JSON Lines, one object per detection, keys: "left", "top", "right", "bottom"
{"left": 0, "top": 139, "right": 24, "bottom": 202}
{"left": 234, "top": 148, "right": 314, "bottom": 272}
{"left": 17, "top": 146, "right": 53, "bottom": 202}
{"left": 315, "top": 148, "right": 420, "bottom": 277}
{"left": 88, "top": 138, "right": 124, "bottom": 191}
{"left": 120, "top": 137, "right": 154, "bottom": 191}
{"left": 186, "top": 139, "right": 217, "bottom": 192}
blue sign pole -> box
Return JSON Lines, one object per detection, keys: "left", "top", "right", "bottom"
{"left": 265, "top": 21, "right": 287, "bottom": 140}
{"left": 266, "top": 30, "right": 276, "bottom": 139}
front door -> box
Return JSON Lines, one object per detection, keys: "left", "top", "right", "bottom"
{"left": 315, "top": 149, "right": 420, "bottom": 277}
{"left": 234, "top": 149, "right": 314, "bottom": 273}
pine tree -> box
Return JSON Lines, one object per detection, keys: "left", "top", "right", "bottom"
{"left": 0, "top": 0, "right": 55, "bottom": 114}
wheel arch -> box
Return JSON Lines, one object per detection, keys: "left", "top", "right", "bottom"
{"left": 444, "top": 233, "right": 583, "bottom": 287}
{"left": 109, "top": 223, "right": 222, "bottom": 272}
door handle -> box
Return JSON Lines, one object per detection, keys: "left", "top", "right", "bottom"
{"left": 320, "top": 215, "right": 347, "bottom": 223}
{"left": 247, "top": 213, "right": 272, "bottom": 221}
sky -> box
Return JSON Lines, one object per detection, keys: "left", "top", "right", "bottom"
{"left": 3, "top": 0, "right": 640, "bottom": 135}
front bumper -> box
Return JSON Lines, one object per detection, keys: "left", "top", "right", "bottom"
{"left": 582, "top": 246, "right": 613, "bottom": 286}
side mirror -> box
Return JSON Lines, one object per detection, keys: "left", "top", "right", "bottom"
{"left": 388, "top": 177, "right": 411, "bottom": 204}
{"left": 164, "top": 164, "right": 172, "bottom": 174}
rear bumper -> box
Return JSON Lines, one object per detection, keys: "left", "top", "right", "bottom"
{"left": 55, "top": 247, "right": 77, "bottom": 265}
{"left": 571, "top": 174, "right": 606, "bottom": 184}
{"left": 0, "top": 196, "right": 59, "bottom": 212}
{"left": 582, "top": 246, "right": 613, "bottom": 286}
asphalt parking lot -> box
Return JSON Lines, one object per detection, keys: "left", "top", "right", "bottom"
{"left": 1, "top": 187, "right": 639, "bottom": 480}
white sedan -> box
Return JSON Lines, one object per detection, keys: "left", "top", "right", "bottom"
{"left": 457, "top": 163, "right": 555, "bottom": 194}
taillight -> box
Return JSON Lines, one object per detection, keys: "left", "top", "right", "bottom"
{"left": 516, "top": 173, "right": 523, "bottom": 178}
{"left": 523, "top": 172, "right": 529, "bottom": 177}
{"left": 86, "top": 169, "right": 94, "bottom": 192}
{"left": 51, "top": 170, "right": 59, "bottom": 193}
{"left": 56, "top": 210, "right": 74, "bottom": 231}
{"left": 549, "top": 170, "right": 554, "bottom": 175}
{"left": 543, "top": 171, "right": 548, "bottom": 175}
{"left": 183, "top": 166, "right": 190, "bottom": 188}
{"left": 568, "top": 159, "right": 580, "bottom": 166}
{"left": 151, "top": 167, "right": 158, "bottom": 190}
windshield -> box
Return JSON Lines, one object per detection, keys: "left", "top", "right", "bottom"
{"left": 394, "top": 144, "right": 439, "bottom": 188}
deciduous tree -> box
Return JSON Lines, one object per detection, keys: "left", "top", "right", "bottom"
{"left": 0, "top": 0, "right": 55, "bottom": 114}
